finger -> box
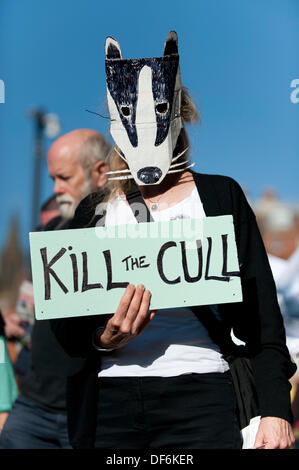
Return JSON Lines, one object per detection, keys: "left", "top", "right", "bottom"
{"left": 278, "top": 422, "right": 293, "bottom": 449}
{"left": 119, "top": 285, "right": 147, "bottom": 335}
{"left": 149, "top": 310, "right": 157, "bottom": 320}
{"left": 279, "top": 440, "right": 289, "bottom": 449}
{"left": 113, "top": 284, "right": 136, "bottom": 322}
{"left": 10, "top": 313, "right": 23, "bottom": 325}
{"left": 106, "top": 285, "right": 136, "bottom": 335}
{"left": 136, "top": 310, "right": 157, "bottom": 336}
{"left": 131, "top": 290, "right": 153, "bottom": 335}
{"left": 278, "top": 425, "right": 289, "bottom": 449}
{"left": 135, "top": 308, "right": 157, "bottom": 334}
{"left": 15, "top": 325, "right": 26, "bottom": 337}
{"left": 266, "top": 440, "right": 279, "bottom": 449}
{"left": 286, "top": 426, "right": 295, "bottom": 448}
{"left": 4, "top": 324, "right": 26, "bottom": 339}
{"left": 253, "top": 431, "right": 265, "bottom": 449}
{"left": 123, "top": 284, "right": 145, "bottom": 324}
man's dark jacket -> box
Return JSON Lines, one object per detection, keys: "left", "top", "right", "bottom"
{"left": 21, "top": 216, "right": 85, "bottom": 414}
{"left": 50, "top": 171, "right": 296, "bottom": 448}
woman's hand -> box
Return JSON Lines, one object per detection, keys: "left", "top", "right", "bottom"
{"left": 0, "top": 412, "right": 9, "bottom": 434}
{"left": 95, "top": 284, "right": 156, "bottom": 350}
{"left": 254, "top": 417, "right": 295, "bottom": 449}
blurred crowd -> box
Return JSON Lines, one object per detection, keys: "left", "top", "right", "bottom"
{"left": 254, "top": 190, "right": 299, "bottom": 446}
{"left": 0, "top": 129, "right": 298, "bottom": 448}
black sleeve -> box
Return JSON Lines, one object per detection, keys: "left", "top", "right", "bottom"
{"left": 50, "top": 315, "right": 107, "bottom": 358}
{"left": 229, "top": 179, "right": 296, "bottom": 423}
{"left": 68, "top": 191, "right": 106, "bottom": 230}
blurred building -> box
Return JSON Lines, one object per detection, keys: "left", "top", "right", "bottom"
{"left": 254, "top": 189, "right": 299, "bottom": 260}
{"left": 0, "top": 196, "right": 60, "bottom": 315}
{"left": 0, "top": 217, "right": 26, "bottom": 313}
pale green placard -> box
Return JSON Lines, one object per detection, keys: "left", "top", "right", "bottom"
{"left": 29, "top": 215, "right": 242, "bottom": 320}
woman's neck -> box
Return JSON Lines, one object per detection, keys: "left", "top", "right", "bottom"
{"left": 138, "top": 171, "right": 195, "bottom": 211}
{"left": 139, "top": 171, "right": 191, "bottom": 196}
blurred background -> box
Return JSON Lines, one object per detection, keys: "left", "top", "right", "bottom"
{"left": 0, "top": 0, "right": 299, "bottom": 442}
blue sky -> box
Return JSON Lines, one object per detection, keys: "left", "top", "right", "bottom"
{"left": 0, "top": 0, "right": 298, "bottom": 253}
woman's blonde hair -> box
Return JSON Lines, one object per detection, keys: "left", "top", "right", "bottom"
{"left": 105, "top": 87, "right": 199, "bottom": 196}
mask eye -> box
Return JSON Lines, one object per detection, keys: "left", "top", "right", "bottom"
{"left": 121, "top": 105, "right": 131, "bottom": 117}
{"left": 156, "top": 102, "right": 169, "bottom": 115}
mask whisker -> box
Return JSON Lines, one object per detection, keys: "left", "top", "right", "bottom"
{"left": 167, "top": 162, "right": 195, "bottom": 174}
{"left": 169, "top": 160, "right": 188, "bottom": 169}
{"left": 114, "top": 146, "right": 127, "bottom": 162}
{"left": 171, "top": 146, "right": 189, "bottom": 163}
{"left": 108, "top": 174, "right": 134, "bottom": 181}
{"left": 106, "top": 168, "right": 131, "bottom": 175}
{"left": 85, "top": 109, "right": 116, "bottom": 121}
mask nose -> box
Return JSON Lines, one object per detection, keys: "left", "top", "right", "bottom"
{"left": 137, "top": 167, "right": 162, "bottom": 184}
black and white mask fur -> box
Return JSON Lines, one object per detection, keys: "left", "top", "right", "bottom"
{"left": 105, "top": 31, "right": 193, "bottom": 185}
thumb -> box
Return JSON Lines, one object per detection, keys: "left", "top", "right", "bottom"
{"left": 254, "top": 429, "right": 265, "bottom": 449}
{"left": 149, "top": 310, "right": 157, "bottom": 320}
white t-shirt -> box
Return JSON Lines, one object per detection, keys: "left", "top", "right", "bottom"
{"left": 99, "top": 187, "right": 229, "bottom": 377}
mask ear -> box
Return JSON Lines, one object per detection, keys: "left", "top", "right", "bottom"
{"left": 105, "top": 36, "right": 123, "bottom": 59}
{"left": 163, "top": 30, "right": 178, "bottom": 56}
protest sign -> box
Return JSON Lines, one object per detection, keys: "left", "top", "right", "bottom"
{"left": 29, "top": 215, "right": 242, "bottom": 320}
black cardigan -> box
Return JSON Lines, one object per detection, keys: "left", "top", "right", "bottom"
{"left": 51, "top": 172, "right": 296, "bottom": 449}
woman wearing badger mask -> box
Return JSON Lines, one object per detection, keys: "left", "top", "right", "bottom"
{"left": 51, "top": 31, "right": 296, "bottom": 449}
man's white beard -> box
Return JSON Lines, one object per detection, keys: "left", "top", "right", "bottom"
{"left": 56, "top": 178, "right": 94, "bottom": 220}
{"left": 56, "top": 194, "right": 77, "bottom": 220}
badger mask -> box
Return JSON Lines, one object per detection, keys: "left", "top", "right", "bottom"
{"left": 105, "top": 31, "right": 192, "bottom": 185}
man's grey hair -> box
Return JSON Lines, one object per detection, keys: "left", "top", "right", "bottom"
{"left": 78, "top": 134, "right": 111, "bottom": 174}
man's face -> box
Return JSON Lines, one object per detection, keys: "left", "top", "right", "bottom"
{"left": 48, "top": 146, "right": 92, "bottom": 220}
